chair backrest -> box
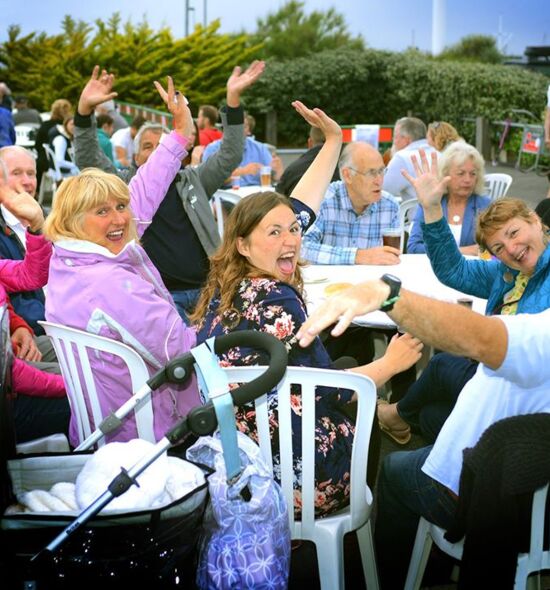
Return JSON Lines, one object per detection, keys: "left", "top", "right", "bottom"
{"left": 14, "top": 123, "right": 39, "bottom": 148}
{"left": 484, "top": 173, "right": 513, "bottom": 200}
{"left": 39, "top": 321, "right": 154, "bottom": 447}
{"left": 220, "top": 365, "right": 377, "bottom": 536}
{"left": 42, "top": 143, "right": 63, "bottom": 182}
{"left": 398, "top": 198, "right": 419, "bottom": 252}
{"left": 212, "top": 190, "right": 242, "bottom": 237}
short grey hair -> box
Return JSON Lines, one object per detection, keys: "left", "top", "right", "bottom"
{"left": 395, "top": 117, "right": 427, "bottom": 142}
{"left": 133, "top": 122, "right": 169, "bottom": 155}
{"left": 337, "top": 142, "right": 380, "bottom": 178}
{"left": 0, "top": 145, "right": 37, "bottom": 181}
{"left": 438, "top": 141, "right": 486, "bottom": 195}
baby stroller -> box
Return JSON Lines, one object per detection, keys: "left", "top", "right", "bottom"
{"left": 0, "top": 307, "right": 287, "bottom": 590}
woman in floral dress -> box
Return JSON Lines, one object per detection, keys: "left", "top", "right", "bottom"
{"left": 191, "top": 105, "right": 422, "bottom": 517}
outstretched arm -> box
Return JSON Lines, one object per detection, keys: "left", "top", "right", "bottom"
{"left": 296, "top": 280, "right": 508, "bottom": 370}
{"left": 289, "top": 101, "right": 342, "bottom": 214}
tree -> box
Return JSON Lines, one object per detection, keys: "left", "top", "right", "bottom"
{"left": 438, "top": 35, "right": 503, "bottom": 64}
{"left": 248, "top": 0, "right": 364, "bottom": 60}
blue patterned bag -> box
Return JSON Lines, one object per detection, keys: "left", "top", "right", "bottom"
{"left": 187, "top": 432, "right": 291, "bottom": 590}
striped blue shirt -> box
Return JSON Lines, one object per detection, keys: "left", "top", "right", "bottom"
{"left": 301, "top": 181, "right": 399, "bottom": 265}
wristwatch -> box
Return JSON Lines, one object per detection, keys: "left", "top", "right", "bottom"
{"left": 379, "top": 274, "right": 402, "bottom": 312}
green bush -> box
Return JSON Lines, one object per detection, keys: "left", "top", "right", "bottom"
{"left": 245, "top": 48, "right": 549, "bottom": 146}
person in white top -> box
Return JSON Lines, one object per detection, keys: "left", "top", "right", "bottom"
{"left": 110, "top": 114, "right": 147, "bottom": 169}
{"left": 296, "top": 274, "right": 550, "bottom": 588}
{"left": 383, "top": 116, "right": 437, "bottom": 202}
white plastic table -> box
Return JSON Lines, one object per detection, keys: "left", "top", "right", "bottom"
{"left": 302, "top": 254, "right": 488, "bottom": 328}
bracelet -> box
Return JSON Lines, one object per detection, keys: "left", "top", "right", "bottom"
{"left": 27, "top": 227, "right": 43, "bottom": 236}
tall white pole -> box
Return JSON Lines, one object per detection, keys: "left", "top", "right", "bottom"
{"left": 432, "top": 0, "right": 445, "bottom": 56}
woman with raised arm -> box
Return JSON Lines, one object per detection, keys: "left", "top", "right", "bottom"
{"left": 191, "top": 105, "right": 423, "bottom": 517}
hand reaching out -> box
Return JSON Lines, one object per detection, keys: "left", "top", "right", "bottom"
{"left": 383, "top": 332, "right": 423, "bottom": 374}
{"left": 153, "top": 76, "right": 194, "bottom": 140}
{"left": 78, "top": 65, "right": 118, "bottom": 116}
{"left": 291, "top": 101, "right": 342, "bottom": 142}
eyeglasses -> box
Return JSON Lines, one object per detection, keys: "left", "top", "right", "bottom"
{"left": 430, "top": 122, "right": 441, "bottom": 130}
{"left": 349, "top": 166, "right": 386, "bottom": 179}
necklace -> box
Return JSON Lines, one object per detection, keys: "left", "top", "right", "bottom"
{"left": 452, "top": 214, "right": 461, "bottom": 223}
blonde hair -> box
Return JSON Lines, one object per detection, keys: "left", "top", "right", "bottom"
{"left": 44, "top": 168, "right": 138, "bottom": 243}
{"left": 428, "top": 121, "right": 461, "bottom": 152}
{"left": 50, "top": 99, "right": 72, "bottom": 122}
{"left": 191, "top": 191, "right": 305, "bottom": 327}
{"left": 476, "top": 197, "right": 541, "bottom": 253}
{"left": 438, "top": 141, "right": 486, "bottom": 195}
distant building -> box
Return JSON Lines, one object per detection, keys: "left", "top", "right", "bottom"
{"left": 504, "top": 46, "right": 550, "bottom": 77}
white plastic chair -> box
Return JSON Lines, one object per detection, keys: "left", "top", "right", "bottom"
{"left": 39, "top": 321, "right": 154, "bottom": 449}
{"left": 404, "top": 483, "right": 550, "bottom": 590}
{"left": 398, "top": 198, "right": 419, "bottom": 252}
{"left": 212, "top": 189, "right": 242, "bottom": 237}
{"left": 484, "top": 173, "right": 513, "bottom": 200}
{"left": 14, "top": 123, "right": 39, "bottom": 148}
{"left": 221, "top": 365, "right": 380, "bottom": 590}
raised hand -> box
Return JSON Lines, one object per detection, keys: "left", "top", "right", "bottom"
{"left": 78, "top": 65, "right": 118, "bottom": 116}
{"left": 401, "top": 149, "right": 450, "bottom": 214}
{"left": 226, "top": 61, "right": 266, "bottom": 106}
{"left": 291, "top": 101, "right": 342, "bottom": 142}
{"left": 153, "top": 76, "right": 194, "bottom": 140}
{"left": 0, "top": 180, "right": 44, "bottom": 232}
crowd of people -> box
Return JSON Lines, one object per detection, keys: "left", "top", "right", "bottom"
{"left": 0, "top": 65, "right": 549, "bottom": 588}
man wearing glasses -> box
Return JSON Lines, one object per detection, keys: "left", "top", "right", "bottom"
{"left": 301, "top": 141, "right": 400, "bottom": 266}
{"left": 383, "top": 116, "right": 436, "bottom": 203}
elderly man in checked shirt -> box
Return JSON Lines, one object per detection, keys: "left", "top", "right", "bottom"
{"left": 301, "top": 141, "right": 401, "bottom": 265}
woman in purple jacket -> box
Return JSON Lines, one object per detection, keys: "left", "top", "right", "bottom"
{"left": 43, "top": 70, "right": 200, "bottom": 445}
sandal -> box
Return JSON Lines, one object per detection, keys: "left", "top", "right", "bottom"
{"left": 377, "top": 399, "right": 411, "bottom": 445}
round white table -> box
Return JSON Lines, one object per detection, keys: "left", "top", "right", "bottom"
{"left": 302, "top": 254, "right": 488, "bottom": 328}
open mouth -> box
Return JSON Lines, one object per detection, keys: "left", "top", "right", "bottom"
{"left": 277, "top": 252, "right": 295, "bottom": 275}
{"left": 107, "top": 229, "right": 124, "bottom": 242}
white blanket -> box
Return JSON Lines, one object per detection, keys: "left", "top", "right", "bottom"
{"left": 19, "top": 439, "right": 205, "bottom": 514}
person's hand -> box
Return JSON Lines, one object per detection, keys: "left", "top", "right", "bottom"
{"left": 226, "top": 61, "right": 265, "bottom": 107}
{"left": 402, "top": 149, "right": 449, "bottom": 217}
{"left": 236, "top": 162, "right": 263, "bottom": 176}
{"left": 355, "top": 247, "right": 400, "bottom": 265}
{"left": 0, "top": 179, "right": 44, "bottom": 232}
{"left": 153, "top": 76, "right": 194, "bottom": 141}
{"left": 78, "top": 65, "right": 118, "bottom": 116}
{"left": 11, "top": 328, "right": 42, "bottom": 362}
{"left": 271, "top": 154, "right": 284, "bottom": 181}
{"left": 383, "top": 332, "right": 423, "bottom": 373}
{"left": 191, "top": 145, "right": 204, "bottom": 167}
{"left": 296, "top": 280, "right": 391, "bottom": 347}
{"left": 291, "top": 101, "right": 342, "bottom": 142}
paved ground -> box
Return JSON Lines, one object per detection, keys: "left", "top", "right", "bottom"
{"left": 487, "top": 161, "right": 549, "bottom": 207}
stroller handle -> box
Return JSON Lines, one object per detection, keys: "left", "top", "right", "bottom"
{"left": 148, "top": 331, "right": 288, "bottom": 442}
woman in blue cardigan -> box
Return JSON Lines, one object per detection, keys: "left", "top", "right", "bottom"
{"left": 406, "top": 141, "right": 491, "bottom": 254}
{"left": 377, "top": 150, "right": 550, "bottom": 444}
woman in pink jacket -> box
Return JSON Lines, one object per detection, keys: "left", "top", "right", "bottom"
{"left": 0, "top": 183, "right": 67, "bottom": 443}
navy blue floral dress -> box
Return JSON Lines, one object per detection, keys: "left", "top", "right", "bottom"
{"left": 196, "top": 201, "right": 355, "bottom": 518}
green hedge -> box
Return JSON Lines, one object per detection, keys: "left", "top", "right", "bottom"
{"left": 245, "top": 48, "right": 549, "bottom": 146}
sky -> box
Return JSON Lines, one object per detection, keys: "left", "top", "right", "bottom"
{"left": 1, "top": 0, "right": 549, "bottom": 56}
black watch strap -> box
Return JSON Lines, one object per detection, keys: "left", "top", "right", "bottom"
{"left": 380, "top": 274, "right": 401, "bottom": 312}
